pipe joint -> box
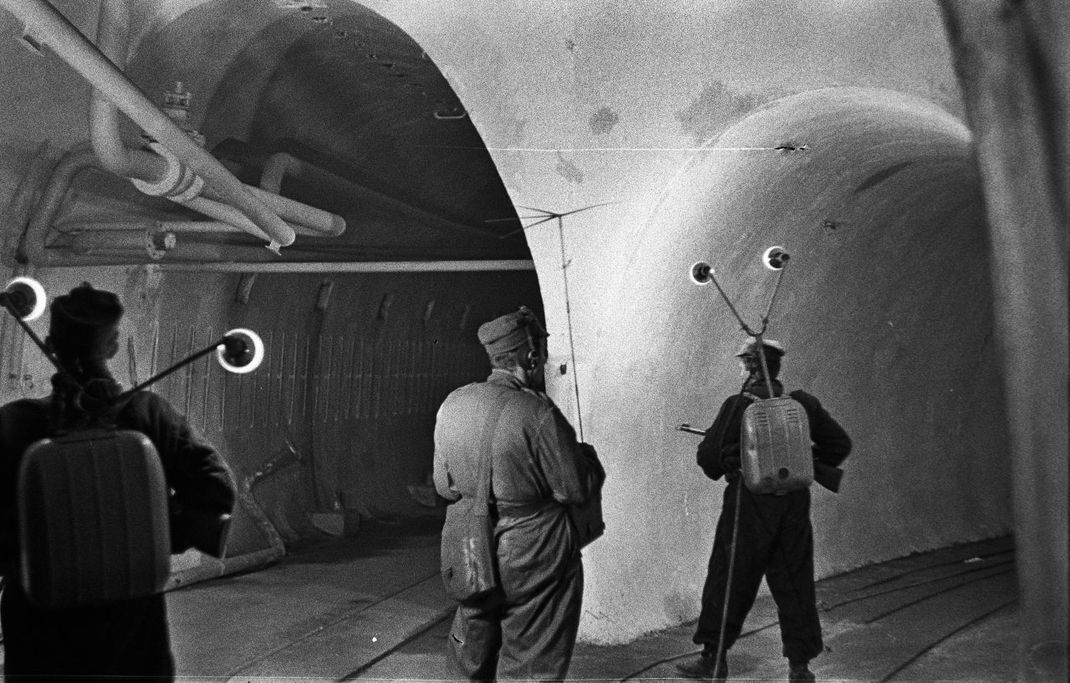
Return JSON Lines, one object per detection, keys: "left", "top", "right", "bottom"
{"left": 130, "top": 142, "right": 204, "bottom": 199}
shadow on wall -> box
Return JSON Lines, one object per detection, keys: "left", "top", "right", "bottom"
{"left": 579, "top": 86, "right": 1012, "bottom": 643}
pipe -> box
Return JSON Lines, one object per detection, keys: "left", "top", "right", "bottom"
{"left": 183, "top": 197, "right": 344, "bottom": 238}
{"left": 17, "top": 149, "right": 226, "bottom": 266}
{"left": 16, "top": 150, "right": 242, "bottom": 266}
{"left": 238, "top": 184, "right": 346, "bottom": 237}
{"left": 37, "top": 245, "right": 234, "bottom": 267}
{"left": 17, "top": 146, "right": 102, "bottom": 265}
{"left": 66, "top": 229, "right": 176, "bottom": 257}
{"left": 258, "top": 152, "right": 501, "bottom": 241}
{"left": 0, "top": 0, "right": 296, "bottom": 249}
{"left": 89, "top": 0, "right": 168, "bottom": 182}
{"left": 56, "top": 218, "right": 327, "bottom": 238}
{"left": 157, "top": 260, "right": 536, "bottom": 273}
{"left": 183, "top": 197, "right": 274, "bottom": 242}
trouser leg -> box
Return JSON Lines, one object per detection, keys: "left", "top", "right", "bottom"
{"left": 694, "top": 485, "right": 768, "bottom": 652}
{"left": 765, "top": 493, "right": 823, "bottom": 663}
{"left": 497, "top": 559, "right": 583, "bottom": 681}
{"left": 448, "top": 595, "right": 504, "bottom": 682}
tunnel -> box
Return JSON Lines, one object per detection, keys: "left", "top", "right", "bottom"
{"left": 0, "top": 0, "right": 1065, "bottom": 679}
{"left": 0, "top": 0, "right": 543, "bottom": 556}
{"left": 583, "top": 85, "right": 1011, "bottom": 640}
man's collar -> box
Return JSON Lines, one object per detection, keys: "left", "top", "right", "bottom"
{"left": 744, "top": 377, "right": 784, "bottom": 398}
{"left": 488, "top": 368, "right": 527, "bottom": 390}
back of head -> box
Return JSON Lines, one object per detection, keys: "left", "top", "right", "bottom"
{"left": 735, "top": 337, "right": 785, "bottom": 380}
{"left": 477, "top": 306, "right": 548, "bottom": 370}
{"left": 47, "top": 283, "right": 124, "bottom": 394}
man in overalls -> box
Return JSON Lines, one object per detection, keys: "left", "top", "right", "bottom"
{"left": 434, "top": 306, "right": 604, "bottom": 680}
{"left": 677, "top": 338, "right": 851, "bottom": 682}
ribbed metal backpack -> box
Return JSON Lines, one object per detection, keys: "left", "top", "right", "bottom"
{"left": 17, "top": 428, "right": 171, "bottom": 608}
{"left": 740, "top": 392, "right": 814, "bottom": 495}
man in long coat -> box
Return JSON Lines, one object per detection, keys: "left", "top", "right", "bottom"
{"left": 434, "top": 306, "right": 604, "bottom": 681}
{"left": 0, "top": 283, "right": 235, "bottom": 680}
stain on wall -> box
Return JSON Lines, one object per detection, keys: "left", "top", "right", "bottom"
{"left": 589, "top": 106, "right": 620, "bottom": 135}
{"left": 675, "top": 80, "right": 770, "bottom": 144}
{"left": 555, "top": 151, "right": 585, "bottom": 184}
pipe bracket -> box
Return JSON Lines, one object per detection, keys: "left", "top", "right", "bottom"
{"left": 130, "top": 142, "right": 188, "bottom": 197}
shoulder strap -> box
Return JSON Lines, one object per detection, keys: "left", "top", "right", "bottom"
{"left": 474, "top": 389, "right": 513, "bottom": 516}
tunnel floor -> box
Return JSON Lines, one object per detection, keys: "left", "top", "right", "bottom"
{"left": 0, "top": 525, "right": 1017, "bottom": 681}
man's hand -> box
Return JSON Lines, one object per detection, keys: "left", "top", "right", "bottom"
{"left": 579, "top": 442, "right": 606, "bottom": 485}
{"left": 722, "top": 455, "right": 741, "bottom": 482}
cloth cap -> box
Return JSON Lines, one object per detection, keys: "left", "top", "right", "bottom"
{"left": 735, "top": 337, "right": 785, "bottom": 358}
{"left": 477, "top": 306, "right": 547, "bottom": 355}
{"left": 49, "top": 282, "right": 124, "bottom": 359}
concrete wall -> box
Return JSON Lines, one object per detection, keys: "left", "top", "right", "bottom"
{"left": 938, "top": 2, "right": 1069, "bottom": 678}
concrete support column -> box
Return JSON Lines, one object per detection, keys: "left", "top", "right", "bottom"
{"left": 938, "top": 2, "right": 1069, "bottom": 680}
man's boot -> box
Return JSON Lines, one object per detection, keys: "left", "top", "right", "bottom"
{"left": 788, "top": 660, "right": 816, "bottom": 682}
{"left": 675, "top": 649, "right": 728, "bottom": 681}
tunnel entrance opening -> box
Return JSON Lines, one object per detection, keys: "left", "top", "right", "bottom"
{"left": 120, "top": 0, "right": 547, "bottom": 557}
{"left": 153, "top": 260, "right": 542, "bottom": 555}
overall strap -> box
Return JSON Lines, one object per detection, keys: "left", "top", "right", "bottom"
{"left": 473, "top": 389, "right": 513, "bottom": 516}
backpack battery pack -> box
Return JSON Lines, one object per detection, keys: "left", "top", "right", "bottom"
{"left": 17, "top": 429, "right": 171, "bottom": 608}
{"left": 740, "top": 396, "right": 814, "bottom": 495}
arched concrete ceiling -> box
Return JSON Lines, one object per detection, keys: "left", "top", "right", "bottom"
{"left": 124, "top": 0, "right": 527, "bottom": 261}
{"left": 0, "top": 0, "right": 528, "bottom": 263}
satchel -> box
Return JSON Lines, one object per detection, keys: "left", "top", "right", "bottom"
{"left": 440, "top": 496, "right": 498, "bottom": 602}
{"left": 439, "top": 391, "right": 510, "bottom": 602}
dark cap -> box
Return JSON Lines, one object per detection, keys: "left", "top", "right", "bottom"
{"left": 477, "top": 306, "right": 547, "bottom": 355}
{"left": 48, "top": 282, "right": 124, "bottom": 360}
{"left": 734, "top": 337, "right": 785, "bottom": 358}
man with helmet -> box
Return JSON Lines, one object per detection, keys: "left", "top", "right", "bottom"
{"left": 0, "top": 283, "right": 235, "bottom": 680}
{"left": 433, "top": 306, "right": 605, "bottom": 681}
{"left": 677, "top": 338, "right": 851, "bottom": 682}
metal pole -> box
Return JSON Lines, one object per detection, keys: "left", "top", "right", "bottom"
{"left": 558, "top": 216, "right": 584, "bottom": 440}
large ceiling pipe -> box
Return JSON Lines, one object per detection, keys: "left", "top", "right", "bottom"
{"left": 0, "top": 0, "right": 296, "bottom": 250}
{"left": 66, "top": 228, "right": 176, "bottom": 257}
{"left": 238, "top": 185, "right": 346, "bottom": 237}
{"left": 88, "top": 0, "right": 169, "bottom": 183}
{"left": 257, "top": 151, "right": 504, "bottom": 242}
{"left": 158, "top": 260, "right": 536, "bottom": 273}
{"left": 41, "top": 220, "right": 533, "bottom": 270}
{"left": 58, "top": 217, "right": 331, "bottom": 239}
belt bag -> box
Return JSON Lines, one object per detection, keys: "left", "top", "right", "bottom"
{"left": 440, "top": 496, "right": 498, "bottom": 602}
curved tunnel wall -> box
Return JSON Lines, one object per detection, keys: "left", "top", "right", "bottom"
{"left": 149, "top": 270, "right": 541, "bottom": 545}
{"left": 580, "top": 87, "right": 1012, "bottom": 641}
